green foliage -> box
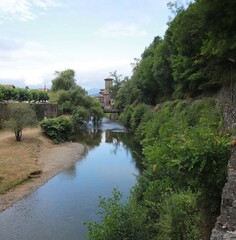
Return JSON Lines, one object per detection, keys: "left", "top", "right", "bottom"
{"left": 0, "top": 86, "right": 4, "bottom": 101}
{"left": 87, "top": 99, "right": 230, "bottom": 239}
{"left": 111, "top": 1, "right": 236, "bottom": 106}
{"left": 156, "top": 191, "right": 202, "bottom": 240}
{"left": 115, "top": 79, "right": 141, "bottom": 109}
{"left": 17, "top": 88, "right": 31, "bottom": 102}
{"left": 118, "top": 106, "right": 133, "bottom": 128}
{"left": 86, "top": 189, "right": 148, "bottom": 240}
{"left": 199, "top": 0, "right": 236, "bottom": 59}
{"left": 6, "top": 103, "right": 38, "bottom": 141}
{"left": 72, "top": 106, "right": 90, "bottom": 131}
{"left": 142, "top": 99, "right": 230, "bottom": 212}
{"left": 51, "top": 69, "right": 77, "bottom": 91}
{"left": 0, "top": 86, "right": 49, "bottom": 103}
{"left": 49, "top": 85, "right": 102, "bottom": 118}
{"left": 90, "top": 105, "right": 104, "bottom": 125}
{"left": 40, "top": 116, "right": 72, "bottom": 143}
{"left": 109, "top": 71, "right": 123, "bottom": 100}
{"left": 130, "top": 104, "right": 146, "bottom": 130}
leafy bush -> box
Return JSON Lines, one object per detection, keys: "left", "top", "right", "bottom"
{"left": 130, "top": 103, "right": 151, "bottom": 131}
{"left": 118, "top": 106, "right": 133, "bottom": 128}
{"left": 86, "top": 189, "right": 148, "bottom": 240}
{"left": 72, "top": 106, "right": 90, "bottom": 131}
{"left": 156, "top": 191, "right": 203, "bottom": 240}
{"left": 142, "top": 99, "right": 230, "bottom": 212}
{"left": 89, "top": 105, "right": 104, "bottom": 125}
{"left": 40, "top": 116, "right": 72, "bottom": 143}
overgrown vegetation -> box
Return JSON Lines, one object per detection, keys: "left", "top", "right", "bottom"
{"left": 87, "top": 99, "right": 230, "bottom": 239}
{"left": 112, "top": 0, "right": 236, "bottom": 108}
{"left": 87, "top": 0, "right": 235, "bottom": 237}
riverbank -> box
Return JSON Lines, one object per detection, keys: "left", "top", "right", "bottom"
{"left": 0, "top": 128, "right": 84, "bottom": 212}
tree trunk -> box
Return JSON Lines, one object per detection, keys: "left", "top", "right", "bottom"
{"left": 15, "top": 130, "right": 22, "bottom": 141}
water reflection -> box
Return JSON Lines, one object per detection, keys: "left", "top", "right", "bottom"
{"left": 71, "top": 121, "right": 144, "bottom": 171}
{"left": 105, "top": 129, "right": 112, "bottom": 143}
{"left": 0, "top": 118, "right": 141, "bottom": 240}
{"left": 63, "top": 164, "right": 77, "bottom": 179}
{"left": 70, "top": 128, "right": 102, "bottom": 149}
{"left": 110, "top": 131, "right": 144, "bottom": 171}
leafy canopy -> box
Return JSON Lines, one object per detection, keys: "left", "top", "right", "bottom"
{"left": 51, "top": 69, "right": 77, "bottom": 91}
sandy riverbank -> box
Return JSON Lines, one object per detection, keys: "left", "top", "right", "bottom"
{"left": 0, "top": 128, "right": 84, "bottom": 212}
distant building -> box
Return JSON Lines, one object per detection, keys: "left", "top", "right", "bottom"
{"left": 36, "top": 83, "right": 49, "bottom": 92}
{"left": 36, "top": 88, "right": 49, "bottom": 92}
{"left": 99, "top": 77, "right": 113, "bottom": 109}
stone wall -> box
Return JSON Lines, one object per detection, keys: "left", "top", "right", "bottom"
{"left": 32, "top": 103, "right": 58, "bottom": 120}
{"left": 0, "top": 103, "right": 8, "bottom": 128}
{"left": 211, "top": 85, "right": 236, "bottom": 240}
{"left": 0, "top": 102, "right": 58, "bottom": 123}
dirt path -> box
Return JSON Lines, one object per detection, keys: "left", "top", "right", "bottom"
{"left": 0, "top": 128, "right": 84, "bottom": 212}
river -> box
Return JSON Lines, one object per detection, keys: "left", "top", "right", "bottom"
{"left": 0, "top": 118, "right": 140, "bottom": 240}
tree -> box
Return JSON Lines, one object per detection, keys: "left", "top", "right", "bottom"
{"left": 0, "top": 85, "right": 4, "bottom": 101}
{"left": 38, "top": 91, "right": 49, "bottom": 102}
{"left": 199, "top": 0, "right": 236, "bottom": 59}
{"left": 2, "top": 87, "right": 18, "bottom": 101}
{"left": 7, "top": 103, "right": 38, "bottom": 141}
{"left": 109, "top": 70, "right": 123, "bottom": 99}
{"left": 17, "top": 88, "right": 31, "bottom": 102}
{"left": 29, "top": 90, "right": 39, "bottom": 102}
{"left": 72, "top": 106, "right": 90, "bottom": 131}
{"left": 51, "top": 69, "right": 77, "bottom": 91}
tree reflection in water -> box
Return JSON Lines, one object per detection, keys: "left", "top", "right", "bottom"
{"left": 70, "top": 118, "right": 144, "bottom": 171}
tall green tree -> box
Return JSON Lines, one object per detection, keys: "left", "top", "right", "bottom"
{"left": 109, "top": 70, "right": 123, "bottom": 100}
{"left": 200, "top": 0, "right": 236, "bottom": 59}
{"left": 51, "top": 69, "right": 77, "bottom": 91}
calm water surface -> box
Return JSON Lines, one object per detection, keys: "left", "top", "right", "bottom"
{"left": 0, "top": 118, "right": 140, "bottom": 240}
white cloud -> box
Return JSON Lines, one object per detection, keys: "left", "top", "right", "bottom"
{"left": 97, "top": 22, "right": 147, "bottom": 38}
{"left": 32, "top": 0, "right": 58, "bottom": 8}
{"left": 0, "top": 38, "right": 53, "bottom": 63}
{"left": 0, "top": 37, "right": 132, "bottom": 89}
{"left": 0, "top": 37, "right": 55, "bottom": 87}
{"left": 0, "top": 0, "right": 59, "bottom": 22}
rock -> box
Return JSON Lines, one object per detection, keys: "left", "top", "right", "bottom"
{"left": 28, "top": 170, "right": 42, "bottom": 179}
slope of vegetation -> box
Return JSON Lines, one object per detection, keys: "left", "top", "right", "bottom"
{"left": 87, "top": 99, "right": 230, "bottom": 239}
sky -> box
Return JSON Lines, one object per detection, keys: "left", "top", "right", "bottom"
{"left": 0, "top": 0, "right": 173, "bottom": 91}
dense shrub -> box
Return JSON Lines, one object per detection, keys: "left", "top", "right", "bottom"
{"left": 118, "top": 106, "right": 133, "bottom": 128}
{"left": 130, "top": 103, "right": 151, "bottom": 131}
{"left": 142, "top": 99, "right": 230, "bottom": 212}
{"left": 87, "top": 98, "right": 230, "bottom": 239}
{"left": 72, "top": 106, "right": 90, "bottom": 131}
{"left": 86, "top": 189, "right": 148, "bottom": 240}
{"left": 40, "top": 116, "right": 72, "bottom": 143}
{"left": 156, "top": 191, "right": 202, "bottom": 240}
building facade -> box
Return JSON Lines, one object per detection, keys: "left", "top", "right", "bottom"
{"left": 100, "top": 77, "right": 113, "bottom": 109}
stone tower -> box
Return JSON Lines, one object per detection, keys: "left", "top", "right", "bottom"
{"left": 100, "top": 77, "right": 113, "bottom": 109}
